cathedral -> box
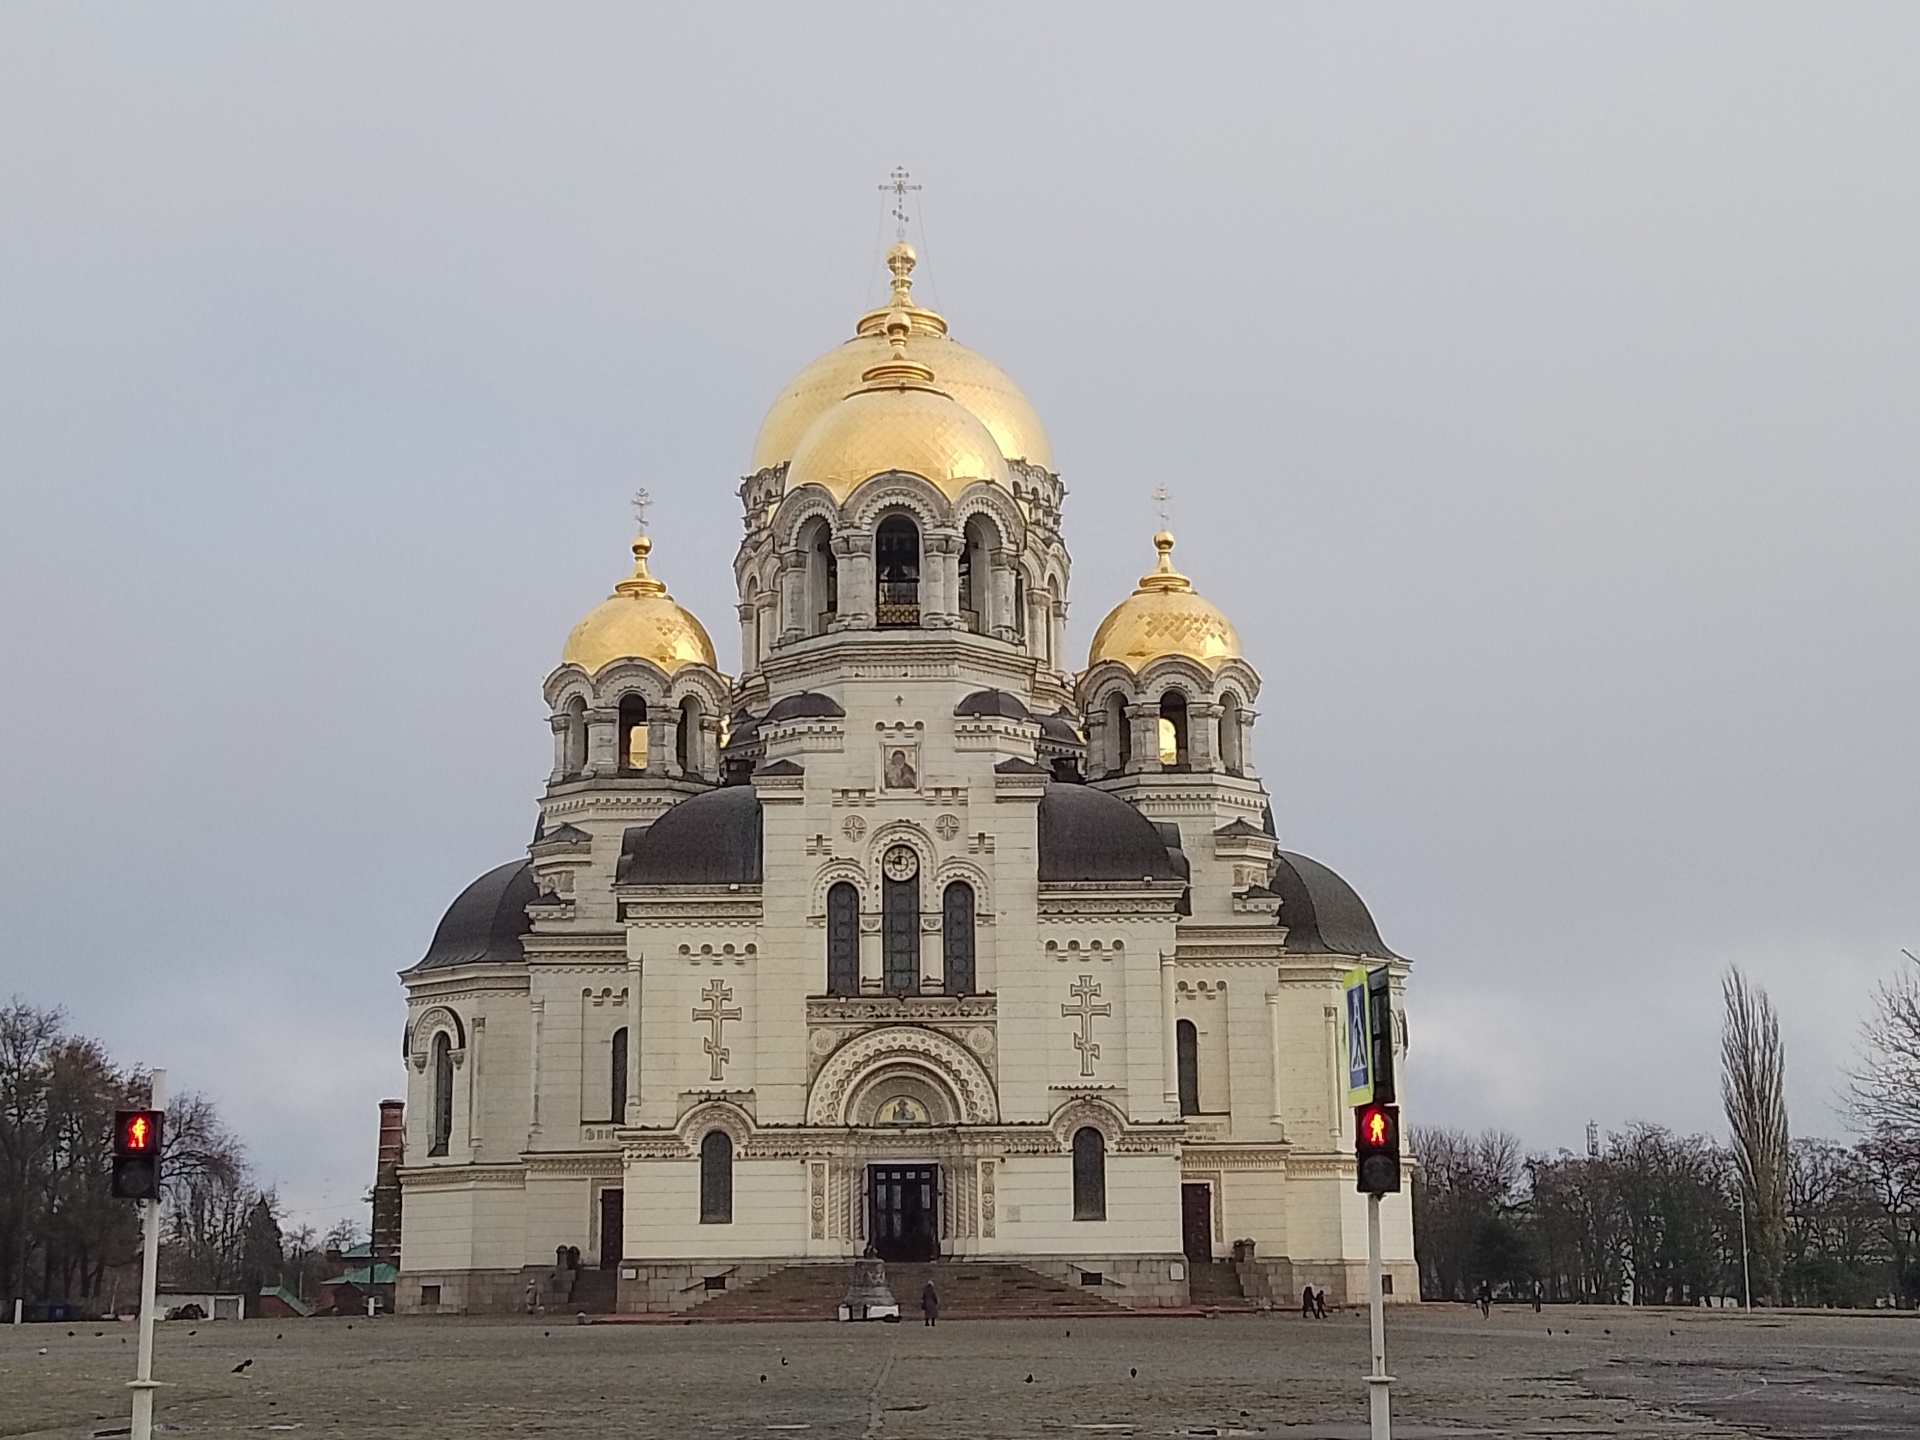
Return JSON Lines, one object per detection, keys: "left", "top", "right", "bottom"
{"left": 393, "top": 242, "right": 1416, "bottom": 1314}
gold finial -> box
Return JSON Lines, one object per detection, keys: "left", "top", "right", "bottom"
{"left": 859, "top": 306, "right": 937, "bottom": 389}
{"left": 1136, "top": 530, "right": 1193, "bottom": 594}
{"left": 885, "top": 242, "right": 918, "bottom": 309}
{"left": 614, "top": 533, "right": 669, "bottom": 598}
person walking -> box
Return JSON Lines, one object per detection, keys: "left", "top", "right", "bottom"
{"left": 1532, "top": 1279, "right": 1543, "bottom": 1314}
{"left": 920, "top": 1279, "right": 939, "bottom": 1327}
{"left": 1476, "top": 1280, "right": 1492, "bottom": 1319}
{"left": 1300, "top": 1285, "right": 1315, "bottom": 1318}
{"left": 1313, "top": 1286, "right": 1328, "bottom": 1319}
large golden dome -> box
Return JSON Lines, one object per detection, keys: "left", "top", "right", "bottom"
{"left": 562, "top": 535, "right": 718, "bottom": 675}
{"left": 786, "top": 370, "right": 1012, "bottom": 502}
{"left": 750, "top": 243, "right": 1053, "bottom": 476}
{"left": 1087, "top": 532, "right": 1242, "bottom": 671}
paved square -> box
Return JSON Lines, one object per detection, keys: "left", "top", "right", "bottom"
{"left": 5, "top": 1305, "right": 1917, "bottom": 1439}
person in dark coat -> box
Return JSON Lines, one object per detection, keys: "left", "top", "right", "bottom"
{"left": 920, "top": 1280, "right": 939, "bottom": 1327}
{"left": 1313, "top": 1287, "right": 1328, "bottom": 1319}
{"left": 1300, "top": 1285, "right": 1314, "bottom": 1318}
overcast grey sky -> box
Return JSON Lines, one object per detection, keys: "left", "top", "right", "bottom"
{"left": 2, "top": 6, "right": 1915, "bottom": 1232}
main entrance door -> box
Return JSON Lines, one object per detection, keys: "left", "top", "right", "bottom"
{"left": 868, "top": 1166, "right": 939, "bottom": 1262}
{"left": 1181, "top": 1182, "right": 1213, "bottom": 1265}
{"left": 599, "top": 1188, "right": 624, "bottom": 1268}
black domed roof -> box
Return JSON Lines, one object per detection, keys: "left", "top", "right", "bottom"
{"left": 618, "top": 786, "right": 763, "bottom": 885}
{"left": 1039, "top": 710, "right": 1084, "bottom": 746}
{"left": 955, "top": 689, "right": 1032, "bottom": 720}
{"left": 411, "top": 860, "right": 536, "bottom": 972}
{"left": 766, "top": 691, "right": 844, "bottom": 722}
{"left": 1037, "top": 783, "right": 1185, "bottom": 883}
{"left": 1271, "top": 851, "right": 1400, "bottom": 960}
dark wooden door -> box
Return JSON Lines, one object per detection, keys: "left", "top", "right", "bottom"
{"left": 869, "top": 1166, "right": 938, "bottom": 1262}
{"left": 599, "top": 1188, "right": 624, "bottom": 1267}
{"left": 1181, "top": 1182, "right": 1213, "bottom": 1265}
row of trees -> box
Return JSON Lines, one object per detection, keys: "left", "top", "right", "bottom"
{"left": 1414, "top": 957, "right": 1920, "bottom": 1307}
{"left": 1, "top": 1001, "right": 354, "bottom": 1312}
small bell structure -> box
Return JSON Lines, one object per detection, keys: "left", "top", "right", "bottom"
{"left": 837, "top": 1256, "right": 900, "bottom": 1322}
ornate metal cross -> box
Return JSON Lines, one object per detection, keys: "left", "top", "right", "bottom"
{"left": 1062, "top": 974, "right": 1111, "bottom": 1077}
{"left": 631, "top": 487, "right": 652, "bottom": 536}
{"left": 691, "top": 979, "right": 741, "bottom": 1082}
{"left": 880, "top": 166, "right": 921, "bottom": 242}
{"left": 1151, "top": 483, "right": 1172, "bottom": 529}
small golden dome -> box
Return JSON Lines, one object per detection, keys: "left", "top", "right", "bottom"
{"left": 1087, "top": 532, "right": 1243, "bottom": 671}
{"left": 784, "top": 333, "right": 1013, "bottom": 501}
{"left": 750, "top": 243, "right": 1053, "bottom": 475}
{"left": 562, "top": 535, "right": 718, "bottom": 675}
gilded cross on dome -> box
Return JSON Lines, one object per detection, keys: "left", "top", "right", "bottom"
{"left": 631, "top": 487, "right": 652, "bottom": 537}
{"left": 880, "top": 166, "right": 921, "bottom": 242}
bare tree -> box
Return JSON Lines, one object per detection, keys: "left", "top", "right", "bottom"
{"left": 1722, "top": 968, "right": 1789, "bottom": 1303}
{"left": 1850, "top": 950, "right": 1920, "bottom": 1139}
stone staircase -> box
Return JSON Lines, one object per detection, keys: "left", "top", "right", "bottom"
{"left": 688, "top": 1260, "right": 1125, "bottom": 1322}
{"left": 564, "top": 1267, "right": 619, "bottom": 1314}
{"left": 1186, "top": 1260, "right": 1247, "bottom": 1308}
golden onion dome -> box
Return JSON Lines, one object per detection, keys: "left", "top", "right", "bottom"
{"left": 562, "top": 534, "right": 718, "bottom": 675}
{"left": 1087, "top": 532, "right": 1243, "bottom": 671}
{"left": 750, "top": 243, "right": 1053, "bottom": 476}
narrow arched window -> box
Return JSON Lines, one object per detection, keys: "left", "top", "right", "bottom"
{"left": 1219, "top": 693, "right": 1243, "bottom": 775}
{"left": 676, "top": 696, "right": 700, "bottom": 777}
{"left": 429, "top": 1032, "right": 453, "bottom": 1156}
{"left": 1013, "top": 573, "right": 1027, "bottom": 641}
{"left": 826, "top": 882, "right": 861, "bottom": 996}
{"left": 618, "top": 694, "right": 648, "bottom": 773}
{"left": 875, "top": 515, "right": 921, "bottom": 627}
{"left": 610, "top": 1027, "right": 629, "bottom": 1125}
{"left": 699, "top": 1130, "right": 733, "bottom": 1224}
{"left": 564, "top": 696, "right": 588, "bottom": 777}
{"left": 1072, "top": 1126, "right": 1107, "bottom": 1221}
{"left": 1158, "top": 689, "right": 1189, "bottom": 769}
{"left": 1107, "top": 692, "right": 1131, "bottom": 775}
{"left": 1176, "top": 1019, "right": 1200, "bottom": 1116}
{"left": 881, "top": 848, "right": 921, "bottom": 995}
{"left": 942, "top": 881, "right": 976, "bottom": 996}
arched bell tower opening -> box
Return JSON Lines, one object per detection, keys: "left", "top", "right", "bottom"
{"left": 875, "top": 514, "right": 921, "bottom": 627}
{"left": 617, "top": 694, "right": 648, "bottom": 774}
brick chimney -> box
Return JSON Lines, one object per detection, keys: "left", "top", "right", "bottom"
{"left": 371, "top": 1099, "right": 405, "bottom": 1266}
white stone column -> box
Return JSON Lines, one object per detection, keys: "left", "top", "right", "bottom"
{"left": 1188, "top": 701, "right": 1218, "bottom": 772}
{"left": 988, "top": 549, "right": 1018, "bottom": 642}
{"left": 529, "top": 996, "right": 545, "bottom": 1145}
{"left": 1266, "top": 989, "right": 1284, "bottom": 1129}
{"left": 836, "top": 530, "right": 875, "bottom": 630}
{"left": 859, "top": 917, "right": 881, "bottom": 991}
{"left": 585, "top": 708, "right": 618, "bottom": 779}
{"left": 1323, "top": 1002, "right": 1342, "bottom": 1145}
{"left": 1127, "top": 704, "right": 1159, "bottom": 774}
{"left": 467, "top": 1016, "right": 486, "bottom": 1152}
{"left": 626, "top": 956, "right": 643, "bottom": 1118}
{"left": 646, "top": 715, "right": 673, "bottom": 777}
{"left": 548, "top": 714, "right": 569, "bottom": 785}
{"left": 736, "top": 602, "right": 757, "bottom": 677}
{"left": 1160, "top": 952, "right": 1179, "bottom": 1107}
{"left": 778, "top": 547, "right": 808, "bottom": 644}
{"left": 923, "top": 529, "right": 962, "bottom": 629}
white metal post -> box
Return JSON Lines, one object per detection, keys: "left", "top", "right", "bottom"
{"left": 1367, "top": 1190, "right": 1393, "bottom": 1440}
{"left": 130, "top": 1068, "right": 165, "bottom": 1440}
{"left": 1738, "top": 1182, "right": 1753, "bottom": 1312}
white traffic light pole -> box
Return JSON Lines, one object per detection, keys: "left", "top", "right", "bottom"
{"left": 1367, "top": 1189, "right": 1393, "bottom": 1440}
{"left": 130, "top": 1067, "right": 165, "bottom": 1440}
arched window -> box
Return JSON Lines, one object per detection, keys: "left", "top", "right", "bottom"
{"left": 429, "top": 1031, "right": 454, "bottom": 1156}
{"left": 676, "top": 696, "right": 701, "bottom": 777}
{"left": 563, "top": 696, "right": 588, "bottom": 777}
{"left": 618, "top": 694, "right": 648, "bottom": 773}
{"left": 1106, "top": 692, "right": 1131, "bottom": 776}
{"left": 1013, "top": 573, "right": 1027, "bottom": 641}
{"left": 875, "top": 515, "right": 920, "bottom": 627}
{"left": 1158, "top": 689, "right": 1189, "bottom": 769}
{"left": 1219, "top": 693, "right": 1243, "bottom": 775}
{"left": 942, "top": 881, "right": 976, "bottom": 996}
{"left": 1072, "top": 1126, "right": 1107, "bottom": 1221}
{"left": 826, "top": 882, "right": 861, "bottom": 996}
{"left": 699, "top": 1130, "right": 733, "bottom": 1224}
{"left": 610, "top": 1027, "right": 629, "bottom": 1124}
{"left": 1176, "top": 1019, "right": 1200, "bottom": 1116}
{"left": 800, "top": 518, "right": 837, "bottom": 635}
{"left": 959, "top": 517, "right": 994, "bottom": 633}
{"left": 881, "top": 847, "right": 921, "bottom": 995}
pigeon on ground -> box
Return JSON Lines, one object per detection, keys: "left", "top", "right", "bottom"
{"left": 231, "top": 1359, "right": 252, "bottom": 1373}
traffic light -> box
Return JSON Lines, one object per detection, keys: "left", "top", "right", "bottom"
{"left": 1366, "top": 967, "right": 1396, "bottom": 1105}
{"left": 111, "top": 1109, "right": 163, "bottom": 1201}
{"left": 1355, "top": 1102, "right": 1401, "bottom": 1195}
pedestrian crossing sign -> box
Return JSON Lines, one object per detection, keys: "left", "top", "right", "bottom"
{"left": 1342, "top": 967, "right": 1373, "bottom": 1107}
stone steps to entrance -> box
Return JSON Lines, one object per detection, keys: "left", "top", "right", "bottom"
{"left": 1186, "top": 1260, "right": 1246, "bottom": 1307}
{"left": 679, "top": 1260, "right": 1129, "bottom": 1323}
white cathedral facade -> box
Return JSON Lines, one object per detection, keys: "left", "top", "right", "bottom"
{"left": 394, "top": 244, "right": 1416, "bottom": 1313}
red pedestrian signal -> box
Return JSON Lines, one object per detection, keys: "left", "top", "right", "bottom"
{"left": 112, "top": 1109, "right": 164, "bottom": 1200}
{"left": 1355, "top": 1103, "right": 1401, "bottom": 1195}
